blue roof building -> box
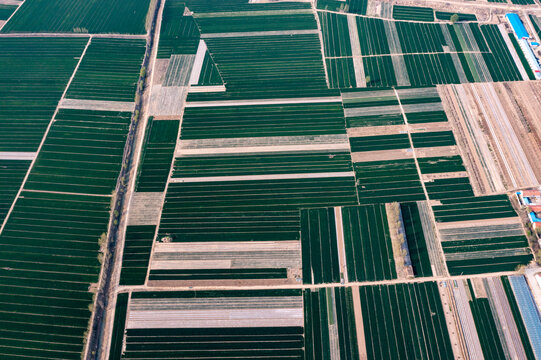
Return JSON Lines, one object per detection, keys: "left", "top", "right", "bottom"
{"left": 506, "top": 13, "right": 530, "bottom": 39}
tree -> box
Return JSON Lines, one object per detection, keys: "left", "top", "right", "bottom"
{"left": 450, "top": 14, "right": 460, "bottom": 24}
{"left": 365, "top": 75, "right": 371, "bottom": 85}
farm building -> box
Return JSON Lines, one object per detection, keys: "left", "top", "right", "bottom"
{"left": 506, "top": 13, "right": 541, "bottom": 79}
{"left": 517, "top": 189, "right": 541, "bottom": 206}
{"left": 529, "top": 206, "right": 541, "bottom": 230}
{"left": 506, "top": 13, "right": 530, "bottom": 39}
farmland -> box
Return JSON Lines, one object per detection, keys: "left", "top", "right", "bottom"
{"left": 2, "top": 0, "right": 541, "bottom": 358}
{"left": 66, "top": 39, "right": 146, "bottom": 102}
{"left": 0, "top": 37, "right": 87, "bottom": 151}
{"left": 1, "top": 0, "right": 152, "bottom": 34}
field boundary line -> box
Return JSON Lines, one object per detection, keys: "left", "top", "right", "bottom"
{"left": 313, "top": 0, "right": 330, "bottom": 88}
{"left": 200, "top": 29, "right": 319, "bottom": 38}
{"left": 0, "top": 32, "right": 146, "bottom": 38}
{"left": 393, "top": 87, "right": 450, "bottom": 277}
{"left": 186, "top": 96, "right": 342, "bottom": 107}
{"left": 22, "top": 189, "right": 111, "bottom": 197}
{"left": 169, "top": 171, "right": 356, "bottom": 183}
{"left": 118, "top": 270, "right": 523, "bottom": 292}
{"left": 0, "top": 35, "right": 93, "bottom": 234}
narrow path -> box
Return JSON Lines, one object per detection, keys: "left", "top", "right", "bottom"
{"left": 0, "top": 32, "right": 146, "bottom": 38}
{"left": 393, "top": 87, "right": 450, "bottom": 276}
{"left": 0, "top": 36, "right": 92, "bottom": 234}
{"left": 117, "top": 269, "right": 529, "bottom": 293}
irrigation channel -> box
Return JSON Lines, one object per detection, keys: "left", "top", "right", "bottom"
{"left": 85, "top": 1, "right": 162, "bottom": 358}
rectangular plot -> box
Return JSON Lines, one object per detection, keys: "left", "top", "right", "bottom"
{"left": 432, "top": 195, "right": 518, "bottom": 222}
{"left": 363, "top": 56, "right": 397, "bottom": 88}
{"left": 392, "top": 5, "right": 434, "bottom": 21}
{"left": 173, "top": 151, "right": 352, "bottom": 178}
{"left": 400, "top": 202, "right": 432, "bottom": 277}
{"left": 158, "top": 5, "right": 200, "bottom": 58}
{"left": 136, "top": 118, "right": 179, "bottom": 192}
{"left": 1, "top": 0, "right": 152, "bottom": 33}
{"left": 124, "top": 326, "right": 304, "bottom": 359}
{"left": 320, "top": 12, "right": 352, "bottom": 57}
{"left": 417, "top": 156, "right": 465, "bottom": 174}
{"left": 349, "top": 134, "right": 409, "bottom": 152}
{"left": 66, "top": 38, "right": 146, "bottom": 102}
{"left": 159, "top": 177, "right": 358, "bottom": 242}
{"left": 0, "top": 191, "right": 110, "bottom": 359}
{"left": 301, "top": 208, "right": 340, "bottom": 284}
{"left": 358, "top": 282, "right": 454, "bottom": 360}
{"left": 425, "top": 177, "right": 474, "bottom": 200}
{"left": 357, "top": 17, "right": 390, "bottom": 55}
{"left": 24, "top": 109, "right": 131, "bottom": 195}
{"left": 354, "top": 159, "right": 424, "bottom": 204}
{"left": 119, "top": 226, "right": 155, "bottom": 286}
{"left": 0, "top": 38, "right": 87, "bottom": 152}
{"left": 327, "top": 58, "right": 357, "bottom": 89}
{"left": 181, "top": 102, "right": 347, "bottom": 139}
{"left": 342, "top": 205, "right": 396, "bottom": 282}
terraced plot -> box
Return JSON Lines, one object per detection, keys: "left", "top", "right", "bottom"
{"left": 1, "top": 0, "right": 152, "bottom": 34}
{"left": 400, "top": 202, "right": 432, "bottom": 277}
{"left": 24, "top": 109, "right": 131, "bottom": 195}
{"left": 119, "top": 226, "right": 155, "bottom": 286}
{"left": 342, "top": 205, "right": 396, "bottom": 282}
{"left": 66, "top": 38, "right": 146, "bottom": 102}
{"left": 0, "top": 160, "right": 30, "bottom": 224}
{"left": 0, "top": 191, "right": 110, "bottom": 359}
{"left": 301, "top": 208, "right": 340, "bottom": 284}
{"left": 358, "top": 282, "right": 454, "bottom": 360}
{"left": 181, "top": 102, "right": 346, "bottom": 139}
{"left": 159, "top": 177, "right": 358, "bottom": 242}
{"left": 174, "top": 151, "right": 353, "bottom": 178}
{"left": 354, "top": 159, "right": 424, "bottom": 204}
{"left": 136, "top": 119, "right": 179, "bottom": 192}
{"left": 304, "top": 287, "right": 359, "bottom": 359}
{"left": 0, "top": 37, "right": 86, "bottom": 151}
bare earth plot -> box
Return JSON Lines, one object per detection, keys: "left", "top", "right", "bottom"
{"left": 440, "top": 82, "right": 541, "bottom": 194}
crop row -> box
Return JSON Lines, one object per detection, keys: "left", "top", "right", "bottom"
{"left": 349, "top": 134, "right": 410, "bottom": 152}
